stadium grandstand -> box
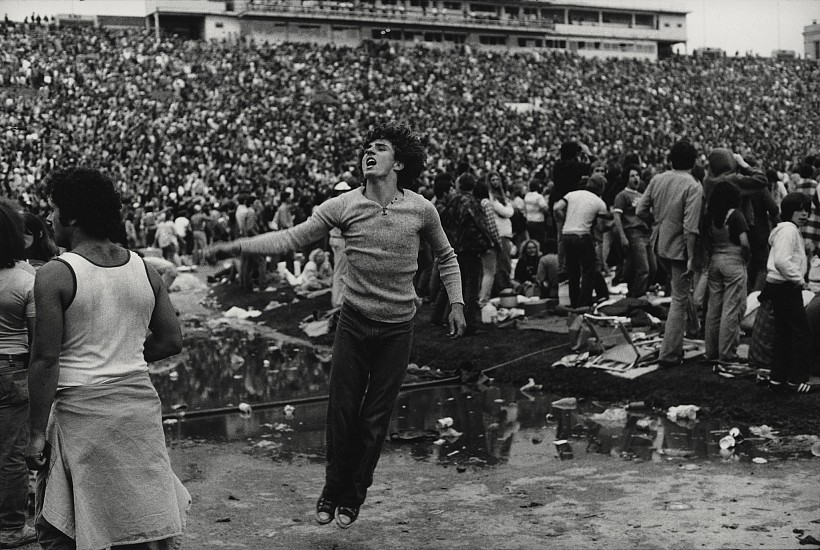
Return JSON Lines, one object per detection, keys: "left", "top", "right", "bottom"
{"left": 50, "top": 0, "right": 687, "bottom": 60}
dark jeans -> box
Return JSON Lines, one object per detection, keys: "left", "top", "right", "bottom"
{"left": 563, "top": 233, "right": 598, "bottom": 308}
{"left": 35, "top": 515, "right": 165, "bottom": 550}
{"left": 494, "top": 237, "right": 513, "bottom": 292}
{"left": 322, "top": 304, "right": 414, "bottom": 507}
{"left": 764, "top": 281, "right": 812, "bottom": 384}
{"left": 0, "top": 400, "right": 28, "bottom": 532}
{"left": 624, "top": 228, "right": 656, "bottom": 297}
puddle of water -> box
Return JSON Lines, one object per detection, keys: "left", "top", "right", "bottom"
{"left": 157, "top": 329, "right": 817, "bottom": 466}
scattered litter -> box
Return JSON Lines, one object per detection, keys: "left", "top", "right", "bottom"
{"left": 169, "top": 274, "right": 207, "bottom": 292}
{"left": 439, "top": 428, "right": 463, "bottom": 441}
{"left": 436, "top": 417, "right": 454, "bottom": 429}
{"left": 264, "top": 301, "right": 284, "bottom": 311}
{"left": 163, "top": 419, "right": 178, "bottom": 426}
{"left": 168, "top": 370, "right": 179, "bottom": 382}
{"left": 446, "top": 450, "right": 460, "bottom": 457}
{"left": 665, "top": 502, "right": 693, "bottom": 511}
{"left": 749, "top": 425, "right": 780, "bottom": 440}
{"left": 589, "top": 408, "right": 628, "bottom": 425}
{"left": 283, "top": 404, "right": 295, "bottom": 419}
{"left": 554, "top": 439, "right": 573, "bottom": 460}
{"left": 433, "top": 438, "right": 446, "bottom": 445}
{"left": 551, "top": 397, "right": 577, "bottom": 410}
{"left": 223, "top": 306, "right": 262, "bottom": 320}
{"left": 719, "top": 435, "right": 736, "bottom": 450}
{"left": 666, "top": 405, "right": 700, "bottom": 422}
{"left": 520, "top": 378, "right": 542, "bottom": 392}
{"left": 238, "top": 402, "right": 252, "bottom": 418}
{"left": 729, "top": 427, "right": 742, "bottom": 439}
{"left": 255, "top": 440, "right": 279, "bottom": 449}
{"left": 390, "top": 429, "right": 439, "bottom": 443}
{"left": 171, "top": 403, "right": 188, "bottom": 411}
{"left": 752, "top": 457, "right": 768, "bottom": 464}
{"left": 679, "top": 464, "right": 700, "bottom": 471}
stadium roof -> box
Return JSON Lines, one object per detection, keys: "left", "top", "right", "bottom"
{"left": 549, "top": 0, "right": 688, "bottom": 15}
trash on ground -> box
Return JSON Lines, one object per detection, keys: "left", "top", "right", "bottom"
{"left": 551, "top": 397, "right": 577, "bottom": 410}
{"left": 719, "top": 435, "right": 736, "bottom": 449}
{"left": 520, "top": 378, "right": 542, "bottom": 392}
{"left": 169, "top": 274, "right": 208, "bottom": 292}
{"left": 436, "top": 417, "right": 454, "bottom": 429}
{"left": 283, "top": 404, "right": 295, "bottom": 419}
{"left": 554, "top": 439, "right": 573, "bottom": 460}
{"left": 749, "top": 425, "right": 780, "bottom": 440}
{"left": 667, "top": 405, "right": 700, "bottom": 422}
{"left": 223, "top": 306, "right": 262, "bottom": 319}
{"left": 752, "top": 457, "right": 768, "bottom": 464}
{"left": 238, "top": 402, "right": 252, "bottom": 418}
{"left": 390, "top": 429, "right": 439, "bottom": 443}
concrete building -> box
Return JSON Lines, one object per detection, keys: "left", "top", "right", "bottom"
{"left": 48, "top": 0, "right": 688, "bottom": 60}
{"left": 805, "top": 20, "right": 820, "bottom": 61}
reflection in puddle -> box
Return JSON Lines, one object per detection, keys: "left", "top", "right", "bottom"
{"left": 156, "top": 328, "right": 817, "bottom": 466}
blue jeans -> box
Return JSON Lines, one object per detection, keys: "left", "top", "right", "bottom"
{"left": 0, "top": 400, "right": 28, "bottom": 532}
{"left": 1, "top": 359, "right": 29, "bottom": 533}
{"left": 658, "top": 258, "right": 691, "bottom": 364}
{"left": 494, "top": 237, "right": 513, "bottom": 292}
{"left": 704, "top": 254, "right": 747, "bottom": 361}
{"left": 624, "top": 228, "right": 656, "bottom": 297}
{"left": 563, "top": 233, "right": 597, "bottom": 308}
{"left": 322, "top": 304, "right": 414, "bottom": 507}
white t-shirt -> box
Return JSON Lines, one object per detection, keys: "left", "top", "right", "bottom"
{"left": 558, "top": 189, "right": 608, "bottom": 235}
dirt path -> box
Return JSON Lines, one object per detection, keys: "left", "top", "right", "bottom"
{"left": 171, "top": 440, "right": 820, "bottom": 549}
{"left": 160, "top": 279, "right": 820, "bottom": 549}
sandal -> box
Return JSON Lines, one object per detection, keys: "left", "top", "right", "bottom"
{"left": 788, "top": 382, "right": 820, "bottom": 394}
{"left": 334, "top": 505, "right": 360, "bottom": 529}
{"left": 316, "top": 497, "right": 337, "bottom": 525}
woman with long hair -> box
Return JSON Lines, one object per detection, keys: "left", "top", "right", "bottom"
{"left": 701, "top": 181, "right": 749, "bottom": 364}
{"left": 0, "top": 199, "right": 38, "bottom": 547}
{"left": 487, "top": 171, "right": 515, "bottom": 292}
{"left": 474, "top": 178, "right": 500, "bottom": 306}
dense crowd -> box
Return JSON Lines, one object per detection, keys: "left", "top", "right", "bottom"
{"left": 2, "top": 22, "right": 819, "bottom": 222}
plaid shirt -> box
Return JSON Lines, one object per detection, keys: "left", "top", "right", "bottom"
{"left": 795, "top": 179, "right": 820, "bottom": 246}
{"left": 481, "top": 199, "right": 501, "bottom": 248}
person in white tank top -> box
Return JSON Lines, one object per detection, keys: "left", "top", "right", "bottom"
{"left": 26, "top": 168, "right": 190, "bottom": 549}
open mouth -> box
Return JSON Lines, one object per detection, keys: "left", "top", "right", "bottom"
{"left": 365, "top": 158, "right": 377, "bottom": 168}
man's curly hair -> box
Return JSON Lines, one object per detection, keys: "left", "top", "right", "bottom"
{"left": 360, "top": 123, "right": 426, "bottom": 190}
{"left": 47, "top": 167, "right": 122, "bottom": 240}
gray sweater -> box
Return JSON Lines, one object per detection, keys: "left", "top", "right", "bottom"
{"left": 241, "top": 188, "right": 464, "bottom": 322}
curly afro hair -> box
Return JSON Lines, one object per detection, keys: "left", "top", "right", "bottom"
{"left": 47, "top": 167, "right": 123, "bottom": 241}
{"left": 360, "top": 123, "right": 426, "bottom": 190}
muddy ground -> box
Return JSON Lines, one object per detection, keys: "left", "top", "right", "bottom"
{"left": 211, "top": 281, "right": 820, "bottom": 437}
{"left": 18, "top": 274, "right": 820, "bottom": 550}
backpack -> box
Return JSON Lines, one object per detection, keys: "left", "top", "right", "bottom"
{"left": 441, "top": 194, "right": 493, "bottom": 254}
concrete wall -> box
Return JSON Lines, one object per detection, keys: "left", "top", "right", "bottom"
{"left": 204, "top": 15, "right": 242, "bottom": 41}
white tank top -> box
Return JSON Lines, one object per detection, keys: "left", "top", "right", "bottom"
{"left": 56, "top": 251, "right": 156, "bottom": 388}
